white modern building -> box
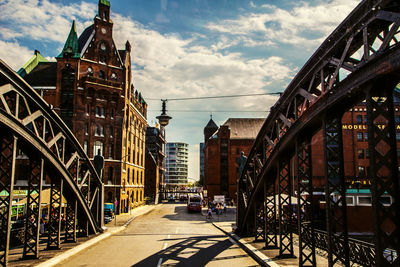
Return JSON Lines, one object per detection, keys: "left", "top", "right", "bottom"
{"left": 166, "top": 142, "right": 188, "bottom": 186}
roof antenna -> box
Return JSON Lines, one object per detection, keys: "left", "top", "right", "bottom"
{"left": 210, "top": 113, "right": 213, "bottom": 120}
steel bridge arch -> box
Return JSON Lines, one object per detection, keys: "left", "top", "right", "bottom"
{"left": 0, "top": 59, "right": 104, "bottom": 266}
{"left": 238, "top": 0, "right": 400, "bottom": 266}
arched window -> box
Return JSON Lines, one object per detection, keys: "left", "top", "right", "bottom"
{"left": 93, "top": 141, "right": 103, "bottom": 156}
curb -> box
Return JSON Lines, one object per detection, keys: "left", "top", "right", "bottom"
{"left": 212, "top": 222, "right": 280, "bottom": 267}
{"left": 35, "top": 205, "right": 156, "bottom": 267}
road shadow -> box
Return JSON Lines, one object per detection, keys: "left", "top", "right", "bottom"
{"left": 131, "top": 234, "right": 249, "bottom": 266}
{"left": 162, "top": 205, "right": 237, "bottom": 223}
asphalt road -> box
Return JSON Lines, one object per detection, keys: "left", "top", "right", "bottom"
{"left": 61, "top": 203, "right": 258, "bottom": 267}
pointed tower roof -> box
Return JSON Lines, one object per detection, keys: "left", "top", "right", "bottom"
{"left": 57, "top": 20, "right": 80, "bottom": 58}
{"left": 204, "top": 115, "right": 218, "bottom": 130}
{"left": 17, "top": 50, "right": 49, "bottom": 77}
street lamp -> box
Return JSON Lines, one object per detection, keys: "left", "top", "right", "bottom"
{"left": 156, "top": 100, "right": 172, "bottom": 201}
{"left": 156, "top": 99, "right": 172, "bottom": 127}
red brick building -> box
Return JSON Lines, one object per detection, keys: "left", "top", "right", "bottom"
{"left": 18, "top": 0, "right": 147, "bottom": 213}
{"left": 204, "top": 118, "right": 264, "bottom": 201}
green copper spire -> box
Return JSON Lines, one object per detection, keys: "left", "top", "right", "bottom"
{"left": 57, "top": 20, "right": 80, "bottom": 58}
{"left": 100, "top": 0, "right": 110, "bottom": 7}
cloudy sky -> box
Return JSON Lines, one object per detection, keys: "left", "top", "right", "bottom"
{"left": 0, "top": 0, "right": 360, "bottom": 180}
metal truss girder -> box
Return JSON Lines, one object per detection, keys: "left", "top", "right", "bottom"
{"left": 237, "top": 0, "right": 400, "bottom": 235}
{"left": 0, "top": 135, "right": 17, "bottom": 267}
{"left": 296, "top": 139, "right": 316, "bottom": 267}
{"left": 22, "top": 158, "right": 44, "bottom": 259}
{"left": 0, "top": 59, "right": 103, "bottom": 236}
{"left": 323, "top": 115, "right": 349, "bottom": 267}
{"left": 367, "top": 86, "right": 400, "bottom": 266}
{"left": 278, "top": 160, "right": 295, "bottom": 258}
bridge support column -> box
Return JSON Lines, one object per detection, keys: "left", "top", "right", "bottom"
{"left": 265, "top": 180, "right": 277, "bottom": 248}
{"left": 323, "top": 114, "right": 349, "bottom": 267}
{"left": 47, "top": 179, "right": 63, "bottom": 250}
{"left": 278, "top": 160, "right": 295, "bottom": 258}
{"left": 0, "top": 135, "right": 17, "bottom": 267}
{"left": 22, "top": 158, "right": 44, "bottom": 259}
{"left": 296, "top": 139, "right": 316, "bottom": 266}
{"left": 367, "top": 84, "right": 400, "bottom": 266}
{"left": 64, "top": 200, "right": 77, "bottom": 243}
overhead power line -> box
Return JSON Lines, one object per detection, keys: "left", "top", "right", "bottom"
{"left": 148, "top": 109, "right": 269, "bottom": 113}
{"left": 146, "top": 92, "right": 281, "bottom": 101}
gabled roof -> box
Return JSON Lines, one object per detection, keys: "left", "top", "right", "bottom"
{"left": 223, "top": 118, "right": 264, "bottom": 139}
{"left": 23, "top": 62, "right": 57, "bottom": 87}
{"left": 57, "top": 20, "right": 80, "bottom": 58}
{"left": 17, "top": 50, "right": 49, "bottom": 78}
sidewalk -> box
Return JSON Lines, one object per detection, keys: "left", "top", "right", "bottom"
{"left": 210, "top": 207, "right": 329, "bottom": 267}
{"left": 7, "top": 204, "right": 155, "bottom": 267}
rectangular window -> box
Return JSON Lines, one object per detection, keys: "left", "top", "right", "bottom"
{"left": 86, "top": 104, "right": 90, "bottom": 115}
{"left": 357, "top": 149, "right": 364, "bottom": 159}
{"left": 358, "top": 196, "right": 372, "bottom": 206}
{"left": 358, "top": 166, "right": 365, "bottom": 177}
{"left": 110, "top": 126, "right": 113, "bottom": 137}
{"left": 101, "top": 107, "right": 105, "bottom": 117}
{"left": 364, "top": 115, "right": 368, "bottom": 124}
{"left": 346, "top": 196, "right": 354, "bottom": 206}
{"left": 396, "top": 132, "right": 400, "bottom": 141}
{"left": 84, "top": 140, "right": 88, "bottom": 154}
{"left": 109, "top": 143, "right": 113, "bottom": 159}
{"left": 356, "top": 115, "right": 363, "bottom": 124}
{"left": 395, "top": 116, "right": 400, "bottom": 124}
{"left": 364, "top": 132, "right": 368, "bottom": 141}
{"left": 85, "top": 123, "right": 89, "bottom": 135}
{"left": 366, "top": 148, "right": 369, "bottom": 158}
{"left": 95, "top": 106, "right": 100, "bottom": 117}
{"left": 357, "top": 132, "right": 363, "bottom": 141}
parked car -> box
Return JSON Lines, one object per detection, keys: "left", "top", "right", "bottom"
{"left": 187, "top": 195, "right": 202, "bottom": 212}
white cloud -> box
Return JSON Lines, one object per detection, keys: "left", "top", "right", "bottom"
{"left": 0, "top": 0, "right": 96, "bottom": 43}
{"left": 0, "top": 40, "right": 32, "bottom": 70}
{"left": 206, "top": 0, "right": 359, "bottom": 48}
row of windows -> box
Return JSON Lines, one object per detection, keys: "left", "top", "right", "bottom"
{"left": 86, "top": 104, "right": 114, "bottom": 119}
{"left": 83, "top": 140, "right": 113, "bottom": 159}
{"left": 355, "top": 115, "right": 400, "bottom": 124}
{"left": 357, "top": 132, "right": 400, "bottom": 141}
{"left": 87, "top": 66, "right": 118, "bottom": 80}
{"left": 126, "top": 169, "right": 144, "bottom": 185}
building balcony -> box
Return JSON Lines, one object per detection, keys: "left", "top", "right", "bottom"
{"left": 82, "top": 76, "right": 123, "bottom": 90}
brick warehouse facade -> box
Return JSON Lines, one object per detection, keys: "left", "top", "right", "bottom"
{"left": 18, "top": 0, "right": 147, "bottom": 214}
{"left": 204, "top": 118, "right": 264, "bottom": 201}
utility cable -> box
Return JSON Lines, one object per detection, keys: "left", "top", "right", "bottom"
{"left": 146, "top": 92, "right": 281, "bottom": 101}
